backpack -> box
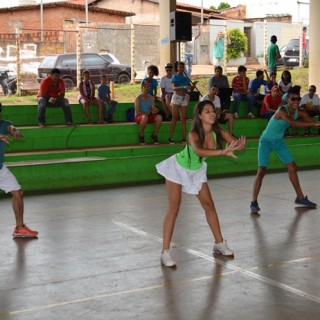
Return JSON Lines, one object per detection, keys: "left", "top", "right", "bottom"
{"left": 126, "top": 108, "right": 135, "bottom": 122}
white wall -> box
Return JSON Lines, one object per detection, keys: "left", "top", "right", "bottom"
{"left": 209, "top": 19, "right": 245, "bottom": 64}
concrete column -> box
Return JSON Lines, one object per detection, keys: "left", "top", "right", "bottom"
{"left": 159, "top": 0, "right": 176, "bottom": 76}
{"left": 309, "top": 0, "right": 320, "bottom": 87}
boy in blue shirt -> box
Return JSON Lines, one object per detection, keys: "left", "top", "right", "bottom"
{"left": 97, "top": 75, "right": 119, "bottom": 123}
{"left": 0, "top": 104, "right": 38, "bottom": 238}
{"left": 248, "top": 70, "right": 270, "bottom": 117}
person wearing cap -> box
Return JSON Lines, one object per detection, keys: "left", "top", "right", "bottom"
{"left": 267, "top": 35, "right": 281, "bottom": 74}
{"left": 160, "top": 63, "right": 174, "bottom": 120}
{"left": 260, "top": 86, "right": 282, "bottom": 121}
{"left": 0, "top": 104, "right": 38, "bottom": 238}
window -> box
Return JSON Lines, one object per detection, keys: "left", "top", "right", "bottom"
{"left": 82, "top": 54, "right": 107, "bottom": 67}
{"left": 59, "top": 55, "right": 76, "bottom": 67}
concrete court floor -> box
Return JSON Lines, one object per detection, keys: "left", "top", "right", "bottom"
{"left": 0, "top": 169, "right": 320, "bottom": 320}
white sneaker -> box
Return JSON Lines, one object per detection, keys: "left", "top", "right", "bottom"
{"left": 213, "top": 240, "right": 234, "bottom": 256}
{"left": 233, "top": 112, "right": 239, "bottom": 119}
{"left": 247, "top": 112, "right": 255, "bottom": 119}
{"left": 160, "top": 249, "right": 176, "bottom": 267}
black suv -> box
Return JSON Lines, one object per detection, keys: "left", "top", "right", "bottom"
{"left": 283, "top": 39, "right": 308, "bottom": 67}
{"left": 37, "top": 53, "right": 131, "bottom": 90}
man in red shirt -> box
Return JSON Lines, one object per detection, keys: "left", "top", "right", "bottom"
{"left": 231, "top": 65, "right": 251, "bottom": 119}
{"left": 260, "top": 85, "right": 282, "bottom": 121}
{"left": 37, "top": 68, "right": 73, "bottom": 127}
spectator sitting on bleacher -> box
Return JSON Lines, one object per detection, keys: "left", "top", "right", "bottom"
{"left": 135, "top": 81, "right": 163, "bottom": 145}
{"left": 232, "top": 65, "right": 253, "bottom": 119}
{"left": 278, "top": 70, "right": 292, "bottom": 95}
{"left": 202, "top": 85, "right": 234, "bottom": 135}
{"left": 78, "top": 70, "right": 104, "bottom": 124}
{"left": 208, "top": 66, "right": 231, "bottom": 110}
{"left": 97, "top": 75, "right": 118, "bottom": 123}
{"left": 37, "top": 68, "right": 73, "bottom": 128}
{"left": 299, "top": 85, "right": 320, "bottom": 136}
{"left": 247, "top": 70, "right": 270, "bottom": 118}
{"left": 260, "top": 86, "right": 282, "bottom": 121}
{"left": 142, "top": 65, "right": 170, "bottom": 120}
{"left": 264, "top": 72, "right": 277, "bottom": 95}
{"left": 160, "top": 63, "right": 174, "bottom": 120}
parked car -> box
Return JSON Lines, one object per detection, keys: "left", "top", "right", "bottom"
{"left": 100, "top": 53, "right": 120, "bottom": 64}
{"left": 37, "top": 53, "right": 131, "bottom": 90}
{"left": 277, "top": 45, "right": 286, "bottom": 66}
{"left": 282, "top": 39, "right": 308, "bottom": 67}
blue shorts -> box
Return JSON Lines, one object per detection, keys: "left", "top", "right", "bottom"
{"left": 258, "top": 137, "right": 294, "bottom": 167}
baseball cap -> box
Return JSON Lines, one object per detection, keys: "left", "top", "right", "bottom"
{"left": 271, "top": 86, "right": 279, "bottom": 92}
{"left": 165, "top": 63, "right": 173, "bottom": 69}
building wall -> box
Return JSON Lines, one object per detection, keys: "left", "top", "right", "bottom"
{"left": 0, "top": 6, "right": 126, "bottom": 34}
{"left": 97, "top": 0, "right": 159, "bottom": 24}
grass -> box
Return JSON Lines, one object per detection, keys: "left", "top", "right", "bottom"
{"left": 1, "top": 67, "right": 309, "bottom": 105}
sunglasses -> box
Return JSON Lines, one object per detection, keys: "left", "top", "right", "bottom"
{"left": 165, "top": 68, "right": 173, "bottom": 71}
{"left": 309, "top": 89, "right": 316, "bottom": 92}
{"left": 290, "top": 97, "right": 302, "bottom": 102}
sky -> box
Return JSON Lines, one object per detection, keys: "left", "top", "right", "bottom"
{"left": 178, "top": 0, "right": 310, "bottom": 23}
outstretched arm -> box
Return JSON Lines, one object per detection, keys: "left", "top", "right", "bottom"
{"left": 276, "top": 108, "right": 320, "bottom": 127}
{"left": 189, "top": 131, "right": 245, "bottom": 159}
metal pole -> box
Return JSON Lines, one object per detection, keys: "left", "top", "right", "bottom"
{"left": 130, "top": 24, "right": 135, "bottom": 84}
{"left": 201, "top": 0, "right": 204, "bottom": 24}
{"left": 40, "top": 0, "right": 43, "bottom": 42}
{"left": 16, "top": 28, "right": 22, "bottom": 96}
{"left": 76, "top": 25, "right": 81, "bottom": 87}
{"left": 85, "top": 0, "right": 88, "bottom": 29}
{"left": 223, "top": 22, "right": 227, "bottom": 74}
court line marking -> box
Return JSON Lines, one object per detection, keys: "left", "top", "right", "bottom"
{"left": 113, "top": 220, "right": 320, "bottom": 305}
{"left": 0, "top": 269, "right": 237, "bottom": 317}
{"left": 1, "top": 221, "right": 319, "bottom": 317}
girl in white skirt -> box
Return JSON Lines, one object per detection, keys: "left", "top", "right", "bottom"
{"left": 156, "top": 100, "right": 246, "bottom": 267}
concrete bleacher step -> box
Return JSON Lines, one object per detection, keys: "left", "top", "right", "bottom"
{"left": 2, "top": 101, "right": 320, "bottom": 193}
{"left": 4, "top": 135, "right": 320, "bottom": 192}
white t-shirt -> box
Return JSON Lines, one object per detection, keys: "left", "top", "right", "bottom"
{"left": 160, "top": 76, "right": 174, "bottom": 94}
{"left": 278, "top": 80, "right": 292, "bottom": 93}
{"left": 201, "top": 94, "right": 221, "bottom": 109}
{"left": 184, "top": 37, "right": 195, "bottom": 54}
{"left": 300, "top": 92, "right": 320, "bottom": 109}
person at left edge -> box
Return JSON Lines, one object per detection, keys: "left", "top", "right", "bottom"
{"left": 0, "top": 104, "right": 38, "bottom": 238}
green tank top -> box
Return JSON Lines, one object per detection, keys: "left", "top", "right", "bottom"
{"left": 176, "top": 131, "right": 217, "bottom": 170}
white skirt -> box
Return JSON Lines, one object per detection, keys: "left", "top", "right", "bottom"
{"left": 156, "top": 155, "right": 207, "bottom": 195}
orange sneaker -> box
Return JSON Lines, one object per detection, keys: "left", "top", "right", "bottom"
{"left": 13, "top": 224, "right": 38, "bottom": 238}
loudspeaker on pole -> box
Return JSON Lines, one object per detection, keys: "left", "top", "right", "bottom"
{"left": 170, "top": 11, "right": 192, "bottom": 42}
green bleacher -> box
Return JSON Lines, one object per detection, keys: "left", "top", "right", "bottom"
{"left": 2, "top": 101, "right": 320, "bottom": 193}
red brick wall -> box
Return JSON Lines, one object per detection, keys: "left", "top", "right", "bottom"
{"left": 0, "top": 6, "right": 125, "bottom": 36}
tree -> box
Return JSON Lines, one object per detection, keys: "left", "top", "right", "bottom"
{"left": 226, "top": 28, "right": 248, "bottom": 61}
{"left": 210, "top": 2, "right": 231, "bottom": 11}
{"left": 218, "top": 2, "right": 231, "bottom": 10}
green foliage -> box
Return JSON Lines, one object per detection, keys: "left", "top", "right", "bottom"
{"left": 210, "top": 2, "right": 231, "bottom": 11}
{"left": 218, "top": 2, "right": 231, "bottom": 10}
{"left": 226, "top": 28, "right": 248, "bottom": 61}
